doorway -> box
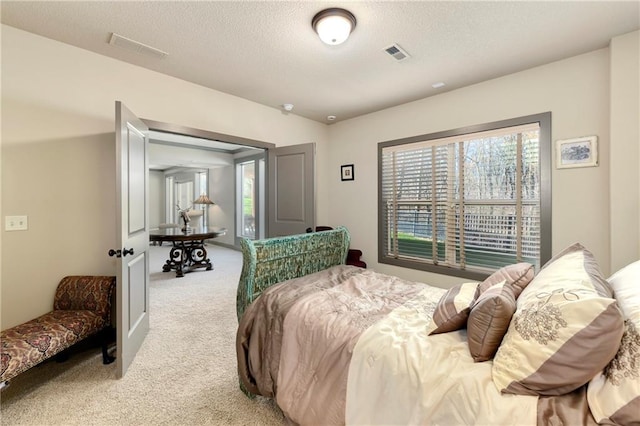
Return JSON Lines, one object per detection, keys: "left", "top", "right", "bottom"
{"left": 144, "top": 119, "right": 273, "bottom": 248}
{"left": 143, "top": 118, "right": 316, "bottom": 242}
{"left": 163, "top": 169, "right": 209, "bottom": 228}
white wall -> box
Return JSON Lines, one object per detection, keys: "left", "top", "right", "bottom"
{"left": 149, "top": 143, "right": 231, "bottom": 169}
{"left": 149, "top": 170, "right": 164, "bottom": 228}
{"left": 1, "top": 25, "right": 328, "bottom": 329}
{"left": 209, "top": 165, "right": 235, "bottom": 246}
{"left": 328, "top": 47, "right": 619, "bottom": 287}
{"left": 2, "top": 24, "right": 637, "bottom": 329}
{"left": 609, "top": 30, "right": 640, "bottom": 272}
{"left": 148, "top": 164, "right": 233, "bottom": 237}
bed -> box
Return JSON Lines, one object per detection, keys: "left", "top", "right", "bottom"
{"left": 236, "top": 227, "right": 639, "bottom": 425}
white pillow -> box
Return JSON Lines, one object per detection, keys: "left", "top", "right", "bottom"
{"left": 587, "top": 260, "right": 640, "bottom": 424}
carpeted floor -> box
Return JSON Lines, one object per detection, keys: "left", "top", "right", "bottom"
{"left": 0, "top": 244, "right": 285, "bottom": 425}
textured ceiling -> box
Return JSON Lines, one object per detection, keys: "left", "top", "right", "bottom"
{"left": 1, "top": 1, "right": 639, "bottom": 124}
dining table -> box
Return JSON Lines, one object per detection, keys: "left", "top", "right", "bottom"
{"left": 149, "top": 226, "right": 227, "bottom": 277}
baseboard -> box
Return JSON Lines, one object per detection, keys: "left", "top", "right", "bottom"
{"left": 207, "top": 241, "right": 240, "bottom": 251}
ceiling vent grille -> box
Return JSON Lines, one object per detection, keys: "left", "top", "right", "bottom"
{"left": 109, "top": 33, "right": 168, "bottom": 59}
{"left": 384, "top": 43, "right": 410, "bottom": 62}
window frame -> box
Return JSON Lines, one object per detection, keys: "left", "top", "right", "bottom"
{"left": 377, "top": 112, "right": 552, "bottom": 281}
{"left": 234, "top": 152, "right": 266, "bottom": 246}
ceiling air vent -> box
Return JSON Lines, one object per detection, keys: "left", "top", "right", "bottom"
{"left": 109, "top": 33, "right": 168, "bottom": 59}
{"left": 384, "top": 43, "right": 410, "bottom": 62}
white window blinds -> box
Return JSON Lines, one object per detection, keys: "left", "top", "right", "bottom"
{"left": 381, "top": 122, "right": 542, "bottom": 275}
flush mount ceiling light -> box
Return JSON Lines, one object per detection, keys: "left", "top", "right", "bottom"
{"left": 312, "top": 8, "right": 356, "bottom": 45}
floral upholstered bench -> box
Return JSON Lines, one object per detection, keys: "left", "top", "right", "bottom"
{"left": 0, "top": 275, "right": 116, "bottom": 387}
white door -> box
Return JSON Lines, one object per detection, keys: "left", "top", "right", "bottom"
{"left": 268, "top": 143, "right": 315, "bottom": 237}
{"left": 114, "top": 101, "right": 150, "bottom": 378}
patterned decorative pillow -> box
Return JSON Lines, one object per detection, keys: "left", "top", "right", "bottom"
{"left": 467, "top": 263, "right": 534, "bottom": 362}
{"left": 429, "top": 282, "right": 478, "bottom": 335}
{"left": 492, "top": 243, "right": 624, "bottom": 396}
{"left": 475, "top": 262, "right": 535, "bottom": 299}
{"left": 467, "top": 282, "right": 517, "bottom": 362}
{"left": 587, "top": 260, "right": 640, "bottom": 424}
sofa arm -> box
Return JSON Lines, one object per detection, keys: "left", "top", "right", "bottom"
{"left": 53, "top": 276, "right": 116, "bottom": 322}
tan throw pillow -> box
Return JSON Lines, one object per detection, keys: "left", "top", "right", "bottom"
{"left": 429, "top": 282, "right": 478, "bottom": 335}
{"left": 467, "top": 283, "right": 517, "bottom": 362}
{"left": 475, "top": 262, "right": 535, "bottom": 299}
{"left": 466, "top": 263, "right": 534, "bottom": 362}
{"left": 587, "top": 260, "right": 640, "bottom": 424}
{"left": 492, "top": 243, "right": 624, "bottom": 396}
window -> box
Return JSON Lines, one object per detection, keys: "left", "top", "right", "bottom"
{"left": 235, "top": 153, "right": 266, "bottom": 243}
{"left": 378, "top": 113, "right": 551, "bottom": 280}
{"left": 239, "top": 161, "right": 256, "bottom": 239}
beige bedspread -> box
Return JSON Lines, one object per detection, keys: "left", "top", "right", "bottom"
{"left": 346, "top": 288, "right": 538, "bottom": 424}
{"left": 237, "top": 265, "right": 439, "bottom": 424}
{"left": 236, "top": 265, "right": 362, "bottom": 398}
{"left": 237, "top": 265, "right": 597, "bottom": 425}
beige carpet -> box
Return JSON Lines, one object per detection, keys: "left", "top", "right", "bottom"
{"left": 0, "top": 244, "right": 285, "bottom": 425}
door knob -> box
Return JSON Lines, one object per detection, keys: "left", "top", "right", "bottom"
{"left": 122, "top": 248, "right": 134, "bottom": 257}
{"left": 108, "top": 249, "right": 122, "bottom": 258}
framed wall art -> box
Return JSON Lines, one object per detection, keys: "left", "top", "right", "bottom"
{"left": 556, "top": 136, "right": 598, "bottom": 169}
{"left": 341, "top": 164, "right": 354, "bottom": 181}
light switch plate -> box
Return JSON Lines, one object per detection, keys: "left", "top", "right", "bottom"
{"left": 5, "top": 216, "right": 28, "bottom": 231}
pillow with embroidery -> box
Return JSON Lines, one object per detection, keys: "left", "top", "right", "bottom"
{"left": 587, "top": 260, "right": 640, "bottom": 424}
{"left": 492, "top": 243, "right": 624, "bottom": 396}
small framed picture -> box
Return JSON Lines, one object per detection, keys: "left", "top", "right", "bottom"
{"left": 341, "top": 164, "right": 354, "bottom": 181}
{"left": 556, "top": 136, "right": 598, "bottom": 169}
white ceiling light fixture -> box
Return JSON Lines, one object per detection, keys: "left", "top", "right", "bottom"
{"left": 312, "top": 8, "right": 357, "bottom": 45}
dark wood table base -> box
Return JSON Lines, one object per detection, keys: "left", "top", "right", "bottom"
{"left": 149, "top": 226, "right": 226, "bottom": 278}
{"left": 162, "top": 240, "right": 213, "bottom": 277}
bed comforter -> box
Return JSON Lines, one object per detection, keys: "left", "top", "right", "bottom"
{"left": 236, "top": 265, "right": 595, "bottom": 425}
